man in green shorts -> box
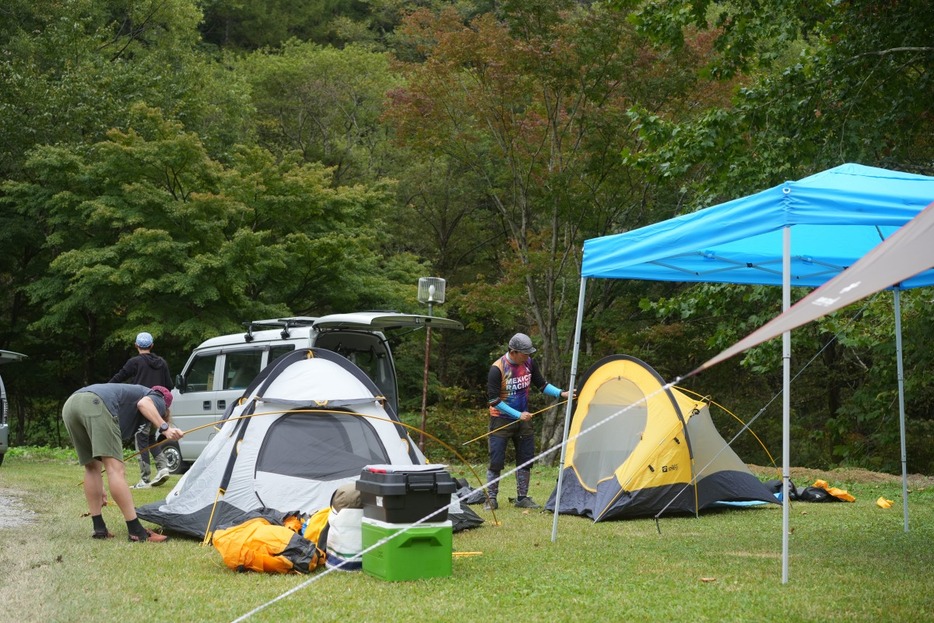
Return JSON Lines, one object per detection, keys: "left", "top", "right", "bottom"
{"left": 62, "top": 383, "right": 183, "bottom": 542}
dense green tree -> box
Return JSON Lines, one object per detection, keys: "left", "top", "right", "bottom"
{"left": 0, "top": 0, "right": 204, "bottom": 177}
{"left": 199, "top": 0, "right": 367, "bottom": 49}
{"left": 240, "top": 41, "right": 404, "bottom": 185}
{"left": 623, "top": 0, "right": 933, "bottom": 190}
{"left": 1, "top": 105, "right": 418, "bottom": 437}
{"left": 0, "top": 0, "right": 252, "bottom": 343}
{"left": 330, "top": 0, "right": 495, "bottom": 49}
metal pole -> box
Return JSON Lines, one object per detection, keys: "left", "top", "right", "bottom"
{"left": 419, "top": 303, "right": 433, "bottom": 452}
{"left": 894, "top": 288, "right": 909, "bottom": 532}
{"left": 552, "top": 276, "right": 587, "bottom": 542}
{"left": 782, "top": 226, "right": 791, "bottom": 584}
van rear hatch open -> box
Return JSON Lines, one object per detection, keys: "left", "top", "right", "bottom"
{"left": 312, "top": 312, "right": 463, "bottom": 332}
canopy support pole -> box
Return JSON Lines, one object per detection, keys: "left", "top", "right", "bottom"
{"left": 782, "top": 226, "right": 791, "bottom": 584}
{"left": 894, "top": 288, "right": 910, "bottom": 531}
{"left": 551, "top": 276, "right": 587, "bottom": 542}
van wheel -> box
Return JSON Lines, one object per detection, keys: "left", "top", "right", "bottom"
{"left": 160, "top": 441, "right": 187, "bottom": 474}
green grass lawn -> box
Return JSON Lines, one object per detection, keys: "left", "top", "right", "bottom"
{"left": 1, "top": 455, "right": 933, "bottom": 623}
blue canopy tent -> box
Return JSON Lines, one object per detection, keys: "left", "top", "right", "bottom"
{"left": 552, "top": 163, "right": 934, "bottom": 582}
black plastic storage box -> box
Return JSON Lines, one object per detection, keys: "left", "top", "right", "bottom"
{"left": 356, "top": 464, "right": 457, "bottom": 523}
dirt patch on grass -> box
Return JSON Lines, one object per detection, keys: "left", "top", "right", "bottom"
{"left": 748, "top": 464, "right": 934, "bottom": 489}
{"left": 0, "top": 488, "right": 37, "bottom": 529}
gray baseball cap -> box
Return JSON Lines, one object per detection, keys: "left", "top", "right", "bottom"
{"left": 508, "top": 333, "right": 536, "bottom": 354}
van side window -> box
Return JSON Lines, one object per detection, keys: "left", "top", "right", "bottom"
{"left": 268, "top": 345, "right": 295, "bottom": 366}
{"left": 225, "top": 351, "right": 263, "bottom": 390}
{"left": 185, "top": 355, "right": 217, "bottom": 392}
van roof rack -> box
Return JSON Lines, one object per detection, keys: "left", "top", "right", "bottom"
{"left": 242, "top": 317, "right": 319, "bottom": 342}
{"left": 242, "top": 317, "right": 318, "bottom": 330}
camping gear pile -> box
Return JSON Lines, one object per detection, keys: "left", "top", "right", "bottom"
{"left": 212, "top": 508, "right": 324, "bottom": 574}
{"left": 325, "top": 483, "right": 365, "bottom": 571}
{"left": 211, "top": 484, "right": 362, "bottom": 575}
{"left": 765, "top": 478, "right": 856, "bottom": 503}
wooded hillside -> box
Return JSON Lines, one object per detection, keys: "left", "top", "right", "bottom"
{"left": 1, "top": 0, "right": 931, "bottom": 471}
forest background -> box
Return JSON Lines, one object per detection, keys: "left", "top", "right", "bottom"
{"left": 1, "top": 0, "right": 931, "bottom": 472}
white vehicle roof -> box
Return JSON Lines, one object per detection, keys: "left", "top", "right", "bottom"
{"left": 312, "top": 312, "right": 462, "bottom": 331}
{"left": 193, "top": 312, "right": 462, "bottom": 350}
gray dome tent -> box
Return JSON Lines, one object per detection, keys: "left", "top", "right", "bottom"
{"left": 138, "top": 348, "right": 480, "bottom": 538}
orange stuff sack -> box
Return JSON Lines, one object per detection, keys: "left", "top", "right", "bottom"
{"left": 213, "top": 517, "right": 324, "bottom": 574}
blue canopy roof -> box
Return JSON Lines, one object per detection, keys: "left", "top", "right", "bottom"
{"left": 582, "top": 163, "right": 934, "bottom": 288}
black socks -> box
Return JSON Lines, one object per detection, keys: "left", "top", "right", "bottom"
{"left": 126, "top": 517, "right": 147, "bottom": 538}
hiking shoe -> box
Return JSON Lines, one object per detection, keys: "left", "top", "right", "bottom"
{"left": 151, "top": 468, "right": 171, "bottom": 487}
{"left": 512, "top": 496, "right": 541, "bottom": 509}
{"left": 128, "top": 529, "right": 168, "bottom": 543}
{"left": 132, "top": 480, "right": 151, "bottom": 489}
{"left": 91, "top": 529, "right": 114, "bottom": 539}
{"left": 483, "top": 498, "right": 498, "bottom": 511}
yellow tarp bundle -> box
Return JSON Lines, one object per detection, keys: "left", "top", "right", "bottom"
{"left": 812, "top": 479, "right": 856, "bottom": 502}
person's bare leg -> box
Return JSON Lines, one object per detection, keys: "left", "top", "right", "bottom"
{"left": 83, "top": 460, "right": 105, "bottom": 515}
{"left": 101, "top": 455, "right": 137, "bottom": 521}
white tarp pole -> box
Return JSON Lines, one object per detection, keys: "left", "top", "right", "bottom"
{"left": 683, "top": 200, "right": 934, "bottom": 582}
{"left": 782, "top": 226, "right": 791, "bottom": 584}
{"left": 552, "top": 276, "right": 586, "bottom": 542}
{"left": 894, "top": 288, "right": 910, "bottom": 531}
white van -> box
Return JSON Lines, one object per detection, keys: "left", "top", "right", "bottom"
{"left": 165, "top": 312, "right": 461, "bottom": 473}
{"left": 0, "top": 350, "right": 27, "bottom": 467}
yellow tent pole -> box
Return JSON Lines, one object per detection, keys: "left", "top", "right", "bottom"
{"left": 462, "top": 400, "right": 568, "bottom": 446}
{"left": 675, "top": 385, "right": 779, "bottom": 471}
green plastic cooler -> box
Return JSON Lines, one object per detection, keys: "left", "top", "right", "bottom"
{"left": 361, "top": 518, "right": 452, "bottom": 581}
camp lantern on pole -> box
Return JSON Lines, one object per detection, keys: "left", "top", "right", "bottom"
{"left": 417, "top": 277, "right": 445, "bottom": 311}
{"left": 417, "top": 278, "right": 446, "bottom": 452}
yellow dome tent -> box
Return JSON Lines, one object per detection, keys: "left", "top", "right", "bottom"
{"left": 546, "top": 355, "right": 777, "bottom": 521}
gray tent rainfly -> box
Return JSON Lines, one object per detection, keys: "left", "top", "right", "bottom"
{"left": 554, "top": 163, "right": 934, "bottom": 583}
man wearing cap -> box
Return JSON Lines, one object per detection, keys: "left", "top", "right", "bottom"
{"left": 109, "top": 331, "right": 174, "bottom": 488}
{"left": 62, "top": 383, "right": 184, "bottom": 542}
{"left": 485, "top": 333, "right": 571, "bottom": 510}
